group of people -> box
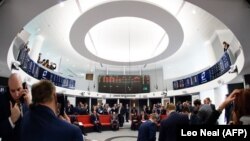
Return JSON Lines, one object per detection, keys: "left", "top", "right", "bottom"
{"left": 37, "top": 53, "right": 57, "bottom": 70}
{"left": 0, "top": 73, "right": 83, "bottom": 141}
{"left": 66, "top": 101, "right": 129, "bottom": 129}
{"left": 137, "top": 89, "right": 250, "bottom": 141}
{"left": 1, "top": 73, "right": 250, "bottom": 141}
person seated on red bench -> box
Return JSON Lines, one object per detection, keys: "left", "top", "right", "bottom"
{"left": 131, "top": 112, "right": 140, "bottom": 130}
{"left": 67, "top": 115, "right": 87, "bottom": 136}
{"left": 90, "top": 111, "right": 102, "bottom": 133}
{"left": 57, "top": 101, "right": 87, "bottom": 136}
{"left": 111, "top": 112, "right": 119, "bottom": 131}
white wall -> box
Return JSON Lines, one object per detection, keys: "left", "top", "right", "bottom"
{"left": 214, "top": 85, "right": 228, "bottom": 125}
{"left": 67, "top": 96, "right": 76, "bottom": 107}
{"left": 199, "top": 89, "right": 215, "bottom": 105}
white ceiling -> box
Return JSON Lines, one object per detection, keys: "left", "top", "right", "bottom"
{"left": 85, "top": 17, "right": 169, "bottom": 63}
{"left": 0, "top": 0, "right": 250, "bottom": 83}
{"left": 22, "top": 0, "right": 228, "bottom": 77}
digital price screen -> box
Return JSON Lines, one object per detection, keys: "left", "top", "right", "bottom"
{"left": 173, "top": 52, "right": 231, "bottom": 90}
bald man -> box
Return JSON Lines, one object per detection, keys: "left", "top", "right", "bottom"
{"left": 0, "top": 73, "right": 31, "bottom": 141}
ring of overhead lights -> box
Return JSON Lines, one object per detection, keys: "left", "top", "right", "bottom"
{"left": 70, "top": 0, "right": 184, "bottom": 66}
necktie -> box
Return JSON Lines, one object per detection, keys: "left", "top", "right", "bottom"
{"left": 18, "top": 103, "right": 23, "bottom": 117}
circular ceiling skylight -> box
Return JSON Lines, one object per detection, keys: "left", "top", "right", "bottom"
{"left": 70, "top": 0, "right": 184, "bottom": 66}
{"left": 85, "top": 17, "right": 169, "bottom": 62}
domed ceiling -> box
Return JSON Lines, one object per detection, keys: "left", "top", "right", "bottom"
{"left": 23, "top": 0, "right": 229, "bottom": 78}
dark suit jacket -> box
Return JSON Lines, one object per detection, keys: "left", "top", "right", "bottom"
{"left": 20, "top": 105, "right": 83, "bottom": 141}
{"left": 90, "top": 113, "right": 100, "bottom": 124}
{"left": 210, "top": 104, "right": 216, "bottom": 111}
{"left": 0, "top": 91, "right": 28, "bottom": 141}
{"left": 158, "top": 112, "right": 189, "bottom": 141}
{"left": 137, "top": 120, "right": 157, "bottom": 141}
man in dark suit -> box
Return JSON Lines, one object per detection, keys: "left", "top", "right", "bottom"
{"left": 90, "top": 111, "right": 102, "bottom": 132}
{"left": 137, "top": 113, "right": 158, "bottom": 141}
{"left": 0, "top": 73, "right": 31, "bottom": 141}
{"left": 125, "top": 104, "right": 130, "bottom": 122}
{"left": 158, "top": 103, "right": 189, "bottom": 141}
{"left": 117, "top": 103, "right": 126, "bottom": 127}
{"left": 204, "top": 97, "right": 216, "bottom": 111}
{"left": 20, "top": 80, "right": 83, "bottom": 141}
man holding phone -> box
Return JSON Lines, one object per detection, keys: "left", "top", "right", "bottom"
{"left": 0, "top": 73, "right": 31, "bottom": 141}
{"left": 20, "top": 80, "right": 83, "bottom": 141}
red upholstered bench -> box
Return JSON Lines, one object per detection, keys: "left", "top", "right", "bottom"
{"left": 99, "top": 115, "right": 111, "bottom": 126}
{"left": 99, "top": 115, "right": 112, "bottom": 130}
{"left": 160, "top": 114, "right": 167, "bottom": 120}
{"left": 77, "top": 115, "right": 94, "bottom": 128}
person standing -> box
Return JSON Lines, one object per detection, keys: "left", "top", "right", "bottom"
{"left": 204, "top": 97, "right": 216, "bottom": 111}
{"left": 118, "top": 103, "right": 126, "bottom": 127}
{"left": 0, "top": 73, "right": 31, "bottom": 141}
{"left": 125, "top": 104, "right": 130, "bottom": 122}
{"left": 137, "top": 113, "right": 158, "bottom": 141}
{"left": 158, "top": 103, "right": 189, "bottom": 141}
{"left": 20, "top": 80, "right": 83, "bottom": 141}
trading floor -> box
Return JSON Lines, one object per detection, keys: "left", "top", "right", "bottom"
{"left": 84, "top": 121, "right": 158, "bottom": 141}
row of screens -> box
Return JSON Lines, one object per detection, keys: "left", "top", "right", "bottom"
{"left": 17, "top": 47, "right": 76, "bottom": 89}
{"left": 173, "top": 52, "right": 232, "bottom": 90}
{"left": 98, "top": 75, "right": 150, "bottom": 93}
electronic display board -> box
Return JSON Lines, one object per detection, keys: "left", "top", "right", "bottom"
{"left": 17, "top": 48, "right": 75, "bottom": 89}
{"left": 98, "top": 75, "right": 150, "bottom": 93}
{"left": 173, "top": 52, "right": 231, "bottom": 90}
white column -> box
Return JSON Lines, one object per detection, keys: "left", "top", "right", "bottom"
{"left": 29, "top": 35, "right": 44, "bottom": 62}
{"left": 214, "top": 85, "right": 228, "bottom": 125}
{"left": 123, "top": 66, "right": 125, "bottom": 75}
{"left": 117, "top": 99, "right": 120, "bottom": 104}
{"left": 147, "top": 98, "right": 150, "bottom": 107}
{"left": 89, "top": 97, "right": 92, "bottom": 113}
{"left": 102, "top": 98, "right": 106, "bottom": 105}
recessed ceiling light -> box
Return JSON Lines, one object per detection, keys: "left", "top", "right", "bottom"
{"left": 192, "top": 10, "right": 196, "bottom": 14}
{"left": 59, "top": 2, "right": 64, "bottom": 7}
